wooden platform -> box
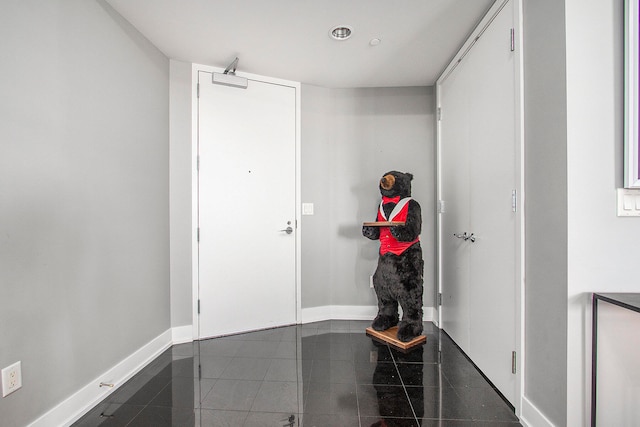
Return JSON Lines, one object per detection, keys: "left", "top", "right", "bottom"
{"left": 365, "top": 326, "right": 426, "bottom": 352}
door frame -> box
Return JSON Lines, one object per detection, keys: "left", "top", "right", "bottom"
{"left": 190, "top": 63, "right": 302, "bottom": 339}
{"left": 435, "top": 0, "right": 525, "bottom": 415}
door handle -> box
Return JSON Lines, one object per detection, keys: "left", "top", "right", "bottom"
{"left": 453, "top": 232, "right": 475, "bottom": 242}
{"left": 279, "top": 226, "right": 293, "bottom": 234}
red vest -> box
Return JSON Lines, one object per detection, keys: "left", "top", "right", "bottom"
{"left": 377, "top": 197, "right": 420, "bottom": 255}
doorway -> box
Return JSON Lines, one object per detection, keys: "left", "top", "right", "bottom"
{"left": 196, "top": 68, "right": 301, "bottom": 339}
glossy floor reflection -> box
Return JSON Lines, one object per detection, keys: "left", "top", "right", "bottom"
{"left": 73, "top": 321, "right": 521, "bottom": 426}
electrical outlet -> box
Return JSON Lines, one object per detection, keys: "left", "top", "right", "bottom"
{"left": 2, "top": 361, "right": 22, "bottom": 397}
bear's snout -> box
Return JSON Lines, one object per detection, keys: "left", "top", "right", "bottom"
{"left": 380, "top": 174, "right": 395, "bottom": 190}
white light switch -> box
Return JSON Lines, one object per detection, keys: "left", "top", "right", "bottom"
{"left": 302, "top": 203, "right": 314, "bottom": 215}
{"left": 617, "top": 189, "right": 640, "bottom": 216}
{"left": 624, "top": 195, "right": 634, "bottom": 210}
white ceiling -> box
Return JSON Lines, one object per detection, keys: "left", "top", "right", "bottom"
{"left": 105, "top": 0, "right": 494, "bottom": 88}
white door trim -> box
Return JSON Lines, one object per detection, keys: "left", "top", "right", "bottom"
{"left": 435, "top": 0, "right": 525, "bottom": 416}
{"left": 190, "top": 63, "right": 302, "bottom": 340}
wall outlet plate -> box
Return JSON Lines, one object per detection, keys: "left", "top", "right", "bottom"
{"left": 1, "top": 361, "right": 22, "bottom": 397}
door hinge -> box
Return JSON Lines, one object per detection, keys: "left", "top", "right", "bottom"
{"left": 512, "top": 351, "right": 517, "bottom": 374}
{"left": 437, "top": 107, "right": 442, "bottom": 121}
{"left": 437, "top": 293, "right": 443, "bottom": 306}
{"left": 511, "top": 190, "right": 517, "bottom": 212}
{"left": 197, "top": 227, "right": 200, "bottom": 242}
{"left": 197, "top": 155, "right": 200, "bottom": 171}
{"left": 197, "top": 299, "right": 201, "bottom": 314}
{"left": 197, "top": 82, "right": 200, "bottom": 98}
{"left": 437, "top": 200, "right": 446, "bottom": 214}
{"left": 510, "top": 28, "right": 515, "bottom": 52}
{"left": 438, "top": 350, "right": 442, "bottom": 364}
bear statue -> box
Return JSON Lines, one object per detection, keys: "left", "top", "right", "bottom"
{"left": 362, "top": 171, "right": 424, "bottom": 342}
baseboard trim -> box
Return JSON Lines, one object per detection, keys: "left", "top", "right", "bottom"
{"left": 520, "top": 395, "right": 556, "bottom": 427}
{"left": 301, "top": 305, "right": 434, "bottom": 324}
{"left": 171, "top": 324, "right": 194, "bottom": 344}
{"left": 29, "top": 329, "right": 173, "bottom": 427}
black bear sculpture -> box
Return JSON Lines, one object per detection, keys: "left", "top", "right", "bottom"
{"left": 363, "top": 171, "right": 424, "bottom": 342}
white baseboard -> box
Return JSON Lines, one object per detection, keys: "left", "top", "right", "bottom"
{"left": 171, "top": 324, "right": 194, "bottom": 344}
{"left": 29, "top": 329, "right": 175, "bottom": 427}
{"left": 301, "top": 305, "right": 435, "bottom": 324}
{"left": 520, "top": 395, "right": 556, "bottom": 427}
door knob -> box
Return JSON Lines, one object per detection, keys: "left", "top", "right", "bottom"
{"left": 280, "top": 226, "right": 293, "bottom": 234}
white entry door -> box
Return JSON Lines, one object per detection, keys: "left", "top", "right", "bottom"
{"left": 438, "top": 0, "right": 521, "bottom": 407}
{"left": 197, "top": 70, "right": 297, "bottom": 339}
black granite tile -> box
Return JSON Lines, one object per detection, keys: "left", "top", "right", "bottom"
{"left": 274, "top": 340, "right": 298, "bottom": 359}
{"left": 126, "top": 406, "right": 196, "bottom": 427}
{"left": 302, "top": 413, "right": 359, "bottom": 427}
{"left": 107, "top": 374, "right": 171, "bottom": 406}
{"left": 454, "top": 387, "right": 519, "bottom": 422}
{"left": 264, "top": 358, "right": 299, "bottom": 382}
{"left": 198, "top": 355, "right": 233, "bottom": 379}
{"left": 72, "top": 322, "right": 522, "bottom": 427}
{"left": 149, "top": 377, "right": 198, "bottom": 409}
{"left": 200, "top": 379, "right": 262, "bottom": 411}
{"left": 308, "top": 359, "right": 356, "bottom": 384}
{"left": 355, "top": 360, "right": 402, "bottom": 386}
{"left": 73, "top": 403, "right": 144, "bottom": 427}
{"left": 198, "top": 409, "right": 248, "bottom": 426}
{"left": 357, "top": 383, "right": 415, "bottom": 419}
{"left": 407, "top": 385, "right": 473, "bottom": 421}
{"left": 197, "top": 338, "right": 244, "bottom": 357}
{"left": 302, "top": 381, "right": 358, "bottom": 416}
{"left": 250, "top": 381, "right": 299, "bottom": 413}
{"left": 243, "top": 412, "right": 300, "bottom": 426}
{"left": 219, "top": 357, "right": 272, "bottom": 381}
{"left": 361, "top": 416, "right": 420, "bottom": 427}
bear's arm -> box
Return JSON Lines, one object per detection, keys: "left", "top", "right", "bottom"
{"left": 362, "top": 214, "right": 380, "bottom": 240}
{"left": 390, "top": 199, "right": 421, "bottom": 241}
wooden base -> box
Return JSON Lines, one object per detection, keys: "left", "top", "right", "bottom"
{"left": 365, "top": 326, "right": 426, "bottom": 352}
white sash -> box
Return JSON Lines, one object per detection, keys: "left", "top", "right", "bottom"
{"left": 378, "top": 197, "right": 412, "bottom": 221}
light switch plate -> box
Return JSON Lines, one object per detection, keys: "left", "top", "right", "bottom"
{"left": 617, "top": 189, "right": 640, "bottom": 216}
{"left": 302, "top": 203, "right": 314, "bottom": 215}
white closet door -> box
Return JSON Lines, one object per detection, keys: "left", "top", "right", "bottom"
{"left": 198, "top": 72, "right": 297, "bottom": 338}
{"left": 439, "top": 0, "right": 520, "bottom": 406}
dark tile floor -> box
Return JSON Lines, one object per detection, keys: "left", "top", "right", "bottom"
{"left": 73, "top": 321, "right": 521, "bottom": 426}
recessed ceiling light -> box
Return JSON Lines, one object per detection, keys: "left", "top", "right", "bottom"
{"left": 329, "top": 25, "right": 353, "bottom": 41}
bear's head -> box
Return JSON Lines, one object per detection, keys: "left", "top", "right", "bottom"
{"left": 378, "top": 171, "right": 413, "bottom": 198}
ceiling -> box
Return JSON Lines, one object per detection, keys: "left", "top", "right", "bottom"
{"left": 105, "top": 0, "right": 494, "bottom": 88}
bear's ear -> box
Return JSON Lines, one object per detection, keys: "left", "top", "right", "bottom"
{"left": 406, "top": 173, "right": 414, "bottom": 181}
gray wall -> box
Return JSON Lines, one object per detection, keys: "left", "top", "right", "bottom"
{"left": 522, "top": 0, "right": 568, "bottom": 425}
{"left": 301, "top": 85, "right": 436, "bottom": 311}
{"left": 0, "top": 1, "right": 170, "bottom": 426}
{"left": 169, "top": 60, "right": 193, "bottom": 328}
{"left": 564, "top": 0, "right": 637, "bottom": 424}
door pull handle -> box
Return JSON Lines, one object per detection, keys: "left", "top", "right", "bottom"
{"left": 279, "top": 226, "right": 293, "bottom": 234}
